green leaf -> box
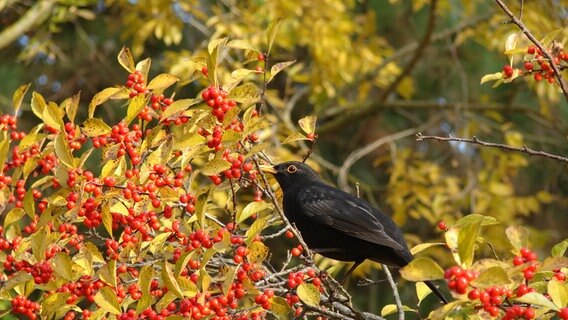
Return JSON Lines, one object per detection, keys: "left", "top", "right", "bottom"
{"left": 146, "top": 73, "right": 179, "bottom": 90}
{"left": 400, "top": 257, "right": 445, "bottom": 281}
{"left": 266, "top": 19, "right": 281, "bottom": 55}
{"left": 268, "top": 60, "right": 296, "bottom": 83}
{"left": 162, "top": 261, "right": 184, "bottom": 299}
{"left": 118, "top": 46, "right": 136, "bottom": 73}
{"left": 160, "top": 98, "right": 200, "bottom": 121}
{"left": 541, "top": 256, "right": 568, "bottom": 271}
{"left": 125, "top": 94, "right": 147, "bottom": 125}
{"left": 416, "top": 282, "right": 432, "bottom": 304}
{"left": 89, "top": 87, "right": 123, "bottom": 118}
{"left": 101, "top": 206, "right": 113, "bottom": 237}
{"left": 549, "top": 280, "right": 568, "bottom": 308}
{"left": 81, "top": 118, "right": 112, "bottom": 137}
{"left": 0, "top": 134, "right": 8, "bottom": 171}
{"left": 223, "top": 69, "right": 255, "bottom": 93}
{"left": 228, "top": 83, "right": 260, "bottom": 104}
{"left": 94, "top": 286, "right": 121, "bottom": 315}
{"left": 238, "top": 201, "right": 273, "bottom": 224}
{"left": 516, "top": 292, "right": 559, "bottom": 311}
{"left": 54, "top": 133, "right": 75, "bottom": 168}
{"left": 4, "top": 208, "right": 25, "bottom": 227}
{"left": 471, "top": 266, "right": 511, "bottom": 288}
{"left": 296, "top": 283, "right": 320, "bottom": 307}
{"left": 31, "top": 227, "right": 50, "bottom": 262}
{"left": 506, "top": 225, "right": 529, "bottom": 251}
{"left": 52, "top": 252, "right": 74, "bottom": 281}
{"left": 136, "top": 265, "right": 154, "bottom": 314}
{"left": 12, "top": 83, "right": 31, "bottom": 116}
{"left": 457, "top": 219, "right": 481, "bottom": 268}
{"left": 489, "top": 182, "right": 513, "bottom": 196}
{"left": 246, "top": 241, "right": 269, "bottom": 263}
{"left": 298, "top": 115, "right": 317, "bottom": 134}
{"left": 552, "top": 239, "right": 568, "bottom": 257}
{"left": 200, "top": 159, "right": 231, "bottom": 176}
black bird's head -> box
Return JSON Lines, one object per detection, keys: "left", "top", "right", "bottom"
{"left": 268, "top": 161, "right": 322, "bottom": 191}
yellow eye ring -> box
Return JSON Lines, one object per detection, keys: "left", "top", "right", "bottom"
{"left": 286, "top": 165, "right": 297, "bottom": 174}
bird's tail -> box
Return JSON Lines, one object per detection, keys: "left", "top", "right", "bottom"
{"left": 424, "top": 280, "right": 448, "bottom": 304}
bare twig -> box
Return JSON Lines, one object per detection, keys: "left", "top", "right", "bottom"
{"left": 416, "top": 133, "right": 568, "bottom": 163}
{"left": 492, "top": 0, "right": 568, "bottom": 103}
{"left": 383, "top": 265, "right": 405, "bottom": 320}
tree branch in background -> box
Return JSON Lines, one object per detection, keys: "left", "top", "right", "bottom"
{"left": 0, "top": 0, "right": 56, "bottom": 50}
{"left": 492, "top": 0, "right": 568, "bottom": 104}
{"left": 319, "top": 0, "right": 439, "bottom": 134}
{"left": 416, "top": 133, "right": 568, "bottom": 164}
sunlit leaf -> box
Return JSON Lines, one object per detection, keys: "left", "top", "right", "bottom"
{"left": 82, "top": 118, "right": 112, "bottom": 137}
{"left": 12, "top": 83, "right": 31, "bottom": 115}
{"left": 125, "top": 94, "right": 147, "bottom": 125}
{"left": 266, "top": 19, "right": 281, "bottom": 55}
{"left": 146, "top": 73, "right": 179, "bottom": 90}
{"left": 480, "top": 72, "right": 503, "bottom": 85}
{"left": 296, "top": 283, "right": 320, "bottom": 307}
{"left": 549, "top": 280, "right": 568, "bottom": 308}
{"left": 400, "top": 257, "right": 444, "bottom": 281}
{"left": 89, "top": 87, "right": 123, "bottom": 118}
{"left": 247, "top": 241, "right": 269, "bottom": 263}
{"left": 268, "top": 60, "right": 296, "bottom": 83}
{"left": 52, "top": 252, "right": 74, "bottom": 281}
{"left": 200, "top": 159, "right": 231, "bottom": 176}
{"left": 228, "top": 83, "right": 260, "bottom": 104}
{"left": 381, "top": 304, "right": 416, "bottom": 317}
{"left": 516, "top": 292, "right": 558, "bottom": 311}
{"left": 298, "top": 115, "right": 317, "bottom": 134}
{"left": 552, "top": 239, "right": 568, "bottom": 257}
{"left": 238, "top": 201, "right": 273, "bottom": 223}
{"left": 506, "top": 225, "right": 529, "bottom": 251}
{"left": 54, "top": 133, "right": 75, "bottom": 168}
{"left": 62, "top": 91, "right": 81, "bottom": 123}
{"left": 410, "top": 242, "right": 446, "bottom": 255}
{"left": 471, "top": 266, "right": 511, "bottom": 288}
{"left": 94, "top": 286, "right": 121, "bottom": 314}
{"left": 118, "top": 46, "right": 136, "bottom": 73}
{"left": 162, "top": 261, "right": 184, "bottom": 298}
{"left": 457, "top": 219, "right": 481, "bottom": 268}
{"left": 160, "top": 98, "right": 200, "bottom": 121}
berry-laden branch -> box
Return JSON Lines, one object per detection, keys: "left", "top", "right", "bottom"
{"left": 415, "top": 133, "right": 568, "bottom": 164}
{"left": 492, "top": 0, "right": 568, "bottom": 104}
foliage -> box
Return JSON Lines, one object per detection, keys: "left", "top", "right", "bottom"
{"left": 1, "top": 0, "right": 568, "bottom": 319}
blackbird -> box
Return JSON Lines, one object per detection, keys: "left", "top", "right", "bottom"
{"left": 265, "top": 161, "right": 448, "bottom": 304}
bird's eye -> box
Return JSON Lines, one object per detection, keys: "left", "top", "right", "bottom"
{"left": 286, "top": 165, "right": 297, "bottom": 174}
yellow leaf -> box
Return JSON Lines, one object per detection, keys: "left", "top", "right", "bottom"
{"left": 457, "top": 219, "right": 481, "bottom": 268}
{"left": 549, "top": 280, "right": 568, "bottom": 309}
{"left": 269, "top": 296, "right": 292, "bottom": 319}
{"left": 54, "top": 133, "right": 75, "bottom": 168}
{"left": 200, "top": 159, "right": 231, "bottom": 176}
{"left": 52, "top": 252, "right": 74, "bottom": 281}
{"left": 89, "top": 87, "right": 123, "bottom": 118}
{"left": 516, "top": 292, "right": 559, "bottom": 311}
{"left": 62, "top": 91, "right": 81, "bottom": 123}
{"left": 238, "top": 201, "right": 273, "bottom": 224}
{"left": 94, "top": 286, "right": 121, "bottom": 314}
{"left": 282, "top": 132, "right": 309, "bottom": 144}
{"left": 471, "top": 266, "right": 511, "bottom": 288}
{"left": 117, "top": 46, "right": 135, "bottom": 73}
{"left": 31, "top": 91, "right": 47, "bottom": 120}
{"left": 506, "top": 225, "right": 529, "bottom": 251}
{"left": 480, "top": 72, "right": 503, "bottom": 85}
{"left": 400, "top": 257, "right": 445, "bottom": 281}
{"left": 12, "top": 83, "right": 31, "bottom": 116}
{"left": 246, "top": 241, "right": 269, "bottom": 263}
{"left": 298, "top": 115, "right": 317, "bottom": 134}
{"left": 296, "top": 283, "right": 320, "bottom": 307}
{"left": 266, "top": 19, "right": 281, "bottom": 55}
{"left": 228, "top": 83, "right": 260, "bottom": 104}
{"left": 160, "top": 98, "right": 200, "bottom": 121}
{"left": 410, "top": 242, "right": 445, "bottom": 255}
{"left": 43, "top": 101, "right": 64, "bottom": 130}
{"left": 146, "top": 73, "right": 179, "bottom": 90}
{"left": 416, "top": 282, "right": 432, "bottom": 304}
{"left": 268, "top": 60, "right": 296, "bottom": 83}
{"left": 81, "top": 118, "right": 112, "bottom": 137}
{"left": 162, "top": 261, "right": 184, "bottom": 299}
{"left": 98, "top": 260, "right": 117, "bottom": 288}
{"left": 125, "top": 94, "right": 147, "bottom": 126}
{"left": 489, "top": 182, "right": 513, "bottom": 196}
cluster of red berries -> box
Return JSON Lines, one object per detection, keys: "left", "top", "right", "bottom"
{"left": 502, "top": 305, "right": 536, "bottom": 320}
{"left": 91, "top": 121, "right": 143, "bottom": 165}
{"left": 64, "top": 122, "right": 87, "bottom": 150}
{"left": 201, "top": 86, "right": 237, "bottom": 123}
{"left": 512, "top": 247, "right": 538, "bottom": 280}
{"left": 254, "top": 289, "right": 275, "bottom": 310}
{"left": 113, "top": 209, "right": 161, "bottom": 245}
{"left": 30, "top": 261, "right": 53, "bottom": 284}
{"left": 78, "top": 197, "right": 102, "bottom": 228}
{"left": 126, "top": 70, "right": 148, "bottom": 97}
{"left": 5, "top": 145, "right": 40, "bottom": 174}
{"left": 0, "top": 114, "right": 26, "bottom": 142}
{"left": 57, "top": 275, "right": 104, "bottom": 305}
{"left": 558, "top": 307, "right": 568, "bottom": 320}
{"left": 444, "top": 265, "right": 479, "bottom": 294}
{"left": 503, "top": 44, "right": 568, "bottom": 84}
{"left": 11, "top": 295, "right": 40, "bottom": 319}
{"left": 468, "top": 286, "right": 514, "bottom": 317}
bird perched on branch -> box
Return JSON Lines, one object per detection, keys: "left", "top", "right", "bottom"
{"left": 263, "top": 161, "right": 448, "bottom": 304}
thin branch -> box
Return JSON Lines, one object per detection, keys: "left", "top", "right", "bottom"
{"left": 0, "top": 0, "right": 57, "bottom": 50}
{"left": 382, "top": 265, "right": 404, "bottom": 320}
{"left": 416, "top": 133, "right": 568, "bottom": 163}
{"left": 338, "top": 115, "right": 443, "bottom": 191}
{"left": 492, "top": 0, "right": 568, "bottom": 103}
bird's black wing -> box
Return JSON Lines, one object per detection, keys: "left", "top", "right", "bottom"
{"left": 297, "top": 184, "right": 406, "bottom": 252}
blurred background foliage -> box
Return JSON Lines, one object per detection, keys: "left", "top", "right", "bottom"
{"left": 1, "top": 0, "right": 567, "bottom": 312}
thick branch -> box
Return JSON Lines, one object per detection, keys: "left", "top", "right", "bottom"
{"left": 319, "top": 0, "right": 439, "bottom": 134}
{"left": 492, "top": 0, "right": 568, "bottom": 104}
{"left": 0, "top": 0, "right": 56, "bottom": 50}
{"left": 416, "top": 133, "right": 568, "bottom": 163}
